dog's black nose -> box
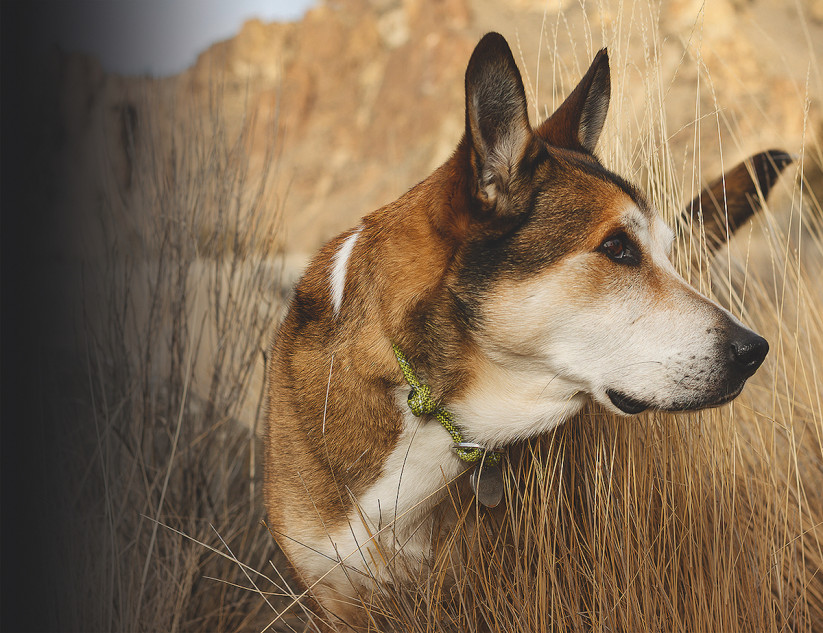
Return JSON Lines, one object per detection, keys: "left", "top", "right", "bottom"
{"left": 729, "top": 330, "right": 769, "bottom": 377}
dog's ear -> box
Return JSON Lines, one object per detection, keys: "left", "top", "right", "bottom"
{"left": 465, "top": 32, "right": 532, "bottom": 218}
{"left": 682, "top": 150, "right": 793, "bottom": 254}
{"left": 535, "top": 49, "right": 610, "bottom": 153}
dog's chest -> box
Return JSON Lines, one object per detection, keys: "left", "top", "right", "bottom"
{"left": 321, "top": 392, "right": 467, "bottom": 581}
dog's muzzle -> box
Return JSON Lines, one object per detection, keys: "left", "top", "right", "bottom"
{"left": 607, "top": 323, "right": 769, "bottom": 415}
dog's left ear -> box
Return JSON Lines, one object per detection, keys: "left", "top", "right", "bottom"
{"left": 464, "top": 32, "right": 532, "bottom": 219}
{"left": 682, "top": 149, "right": 794, "bottom": 254}
{"left": 535, "top": 49, "right": 610, "bottom": 153}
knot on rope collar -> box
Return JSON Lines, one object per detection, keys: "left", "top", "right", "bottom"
{"left": 391, "top": 342, "right": 502, "bottom": 466}
{"left": 407, "top": 385, "right": 437, "bottom": 416}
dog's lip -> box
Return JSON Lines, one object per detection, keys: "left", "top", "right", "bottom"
{"left": 669, "top": 382, "right": 746, "bottom": 412}
{"left": 606, "top": 379, "right": 749, "bottom": 415}
{"left": 616, "top": 381, "right": 748, "bottom": 414}
{"left": 606, "top": 389, "right": 649, "bottom": 415}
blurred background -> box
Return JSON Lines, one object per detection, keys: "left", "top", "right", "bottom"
{"left": 2, "top": 0, "right": 822, "bottom": 630}
{"left": 19, "top": 0, "right": 823, "bottom": 259}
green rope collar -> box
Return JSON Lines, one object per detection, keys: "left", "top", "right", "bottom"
{"left": 392, "top": 343, "right": 502, "bottom": 466}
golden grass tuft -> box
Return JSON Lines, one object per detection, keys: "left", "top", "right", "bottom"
{"left": 69, "top": 83, "right": 290, "bottom": 631}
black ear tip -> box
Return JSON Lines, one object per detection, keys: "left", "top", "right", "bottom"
{"left": 590, "top": 48, "right": 610, "bottom": 85}
{"left": 467, "top": 32, "right": 514, "bottom": 76}
{"left": 475, "top": 32, "right": 512, "bottom": 55}
{"left": 479, "top": 31, "right": 507, "bottom": 44}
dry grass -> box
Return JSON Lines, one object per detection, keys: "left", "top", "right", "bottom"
{"left": 68, "top": 83, "right": 291, "bottom": 631}
{"left": 69, "top": 3, "right": 823, "bottom": 633}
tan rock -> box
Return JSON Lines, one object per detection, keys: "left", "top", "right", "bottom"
{"left": 56, "top": 0, "right": 823, "bottom": 256}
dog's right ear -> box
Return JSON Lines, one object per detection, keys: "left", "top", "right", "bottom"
{"left": 465, "top": 32, "right": 532, "bottom": 220}
{"left": 535, "top": 49, "right": 610, "bottom": 154}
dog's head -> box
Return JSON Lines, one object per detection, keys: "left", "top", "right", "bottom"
{"left": 448, "top": 33, "right": 791, "bottom": 416}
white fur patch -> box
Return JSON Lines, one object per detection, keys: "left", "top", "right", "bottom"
{"left": 654, "top": 216, "right": 676, "bottom": 252}
{"left": 329, "top": 227, "right": 362, "bottom": 316}
{"left": 338, "top": 392, "right": 462, "bottom": 576}
{"left": 286, "top": 390, "right": 466, "bottom": 594}
{"left": 450, "top": 355, "right": 587, "bottom": 446}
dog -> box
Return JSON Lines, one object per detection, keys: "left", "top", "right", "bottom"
{"left": 264, "top": 32, "right": 791, "bottom": 629}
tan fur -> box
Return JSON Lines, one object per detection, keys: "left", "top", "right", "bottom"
{"left": 263, "top": 33, "right": 789, "bottom": 630}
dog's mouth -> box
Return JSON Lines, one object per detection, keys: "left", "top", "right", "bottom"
{"left": 607, "top": 381, "right": 748, "bottom": 415}
{"left": 606, "top": 389, "right": 649, "bottom": 415}
{"left": 668, "top": 381, "right": 747, "bottom": 412}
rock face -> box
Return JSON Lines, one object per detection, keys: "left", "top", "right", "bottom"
{"left": 183, "top": 0, "right": 476, "bottom": 251}
{"left": 59, "top": 0, "right": 822, "bottom": 257}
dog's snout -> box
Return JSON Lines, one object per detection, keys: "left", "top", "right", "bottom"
{"left": 729, "top": 330, "right": 769, "bottom": 377}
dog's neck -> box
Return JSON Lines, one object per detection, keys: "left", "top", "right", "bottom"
{"left": 445, "top": 352, "right": 587, "bottom": 448}
{"left": 372, "top": 343, "right": 585, "bottom": 495}
{"left": 343, "top": 350, "right": 586, "bottom": 566}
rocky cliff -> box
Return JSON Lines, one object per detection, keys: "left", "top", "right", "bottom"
{"left": 58, "top": 0, "right": 823, "bottom": 258}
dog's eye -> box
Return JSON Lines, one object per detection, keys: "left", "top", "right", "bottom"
{"left": 599, "top": 234, "right": 639, "bottom": 264}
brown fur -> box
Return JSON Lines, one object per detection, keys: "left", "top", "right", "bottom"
{"left": 263, "top": 32, "right": 790, "bottom": 629}
{"left": 264, "top": 144, "right": 477, "bottom": 531}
